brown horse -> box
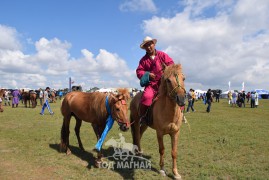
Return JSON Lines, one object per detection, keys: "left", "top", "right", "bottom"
{"left": 50, "top": 91, "right": 56, "bottom": 103}
{"left": 30, "top": 92, "right": 37, "bottom": 108}
{"left": 21, "top": 91, "right": 37, "bottom": 108}
{"left": 130, "top": 64, "right": 186, "bottom": 179}
{"left": 60, "top": 88, "right": 130, "bottom": 164}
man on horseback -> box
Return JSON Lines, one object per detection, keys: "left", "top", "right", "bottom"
{"left": 136, "top": 36, "right": 174, "bottom": 125}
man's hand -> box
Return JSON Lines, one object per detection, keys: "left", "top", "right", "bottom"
{"left": 149, "top": 73, "right": 156, "bottom": 80}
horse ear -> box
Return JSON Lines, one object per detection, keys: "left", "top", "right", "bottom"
{"left": 110, "top": 94, "right": 118, "bottom": 104}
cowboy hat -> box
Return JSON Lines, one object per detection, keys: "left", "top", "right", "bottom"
{"left": 140, "top": 36, "right": 157, "bottom": 49}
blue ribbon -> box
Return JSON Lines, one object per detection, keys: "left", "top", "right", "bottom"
{"left": 95, "top": 96, "right": 114, "bottom": 151}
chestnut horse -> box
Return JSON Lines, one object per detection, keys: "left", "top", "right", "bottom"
{"left": 130, "top": 64, "right": 186, "bottom": 179}
{"left": 60, "top": 88, "right": 130, "bottom": 164}
{"left": 21, "top": 91, "right": 37, "bottom": 108}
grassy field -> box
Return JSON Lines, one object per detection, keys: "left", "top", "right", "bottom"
{"left": 0, "top": 98, "right": 269, "bottom": 180}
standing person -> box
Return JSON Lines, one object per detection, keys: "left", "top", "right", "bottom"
{"left": 40, "top": 87, "right": 54, "bottom": 115}
{"left": 136, "top": 36, "right": 175, "bottom": 124}
{"left": 254, "top": 91, "right": 259, "bottom": 108}
{"left": 228, "top": 91, "right": 232, "bottom": 105}
{"left": 186, "top": 89, "right": 195, "bottom": 113}
{"left": 246, "top": 92, "right": 251, "bottom": 103}
{"left": 215, "top": 90, "right": 220, "bottom": 103}
{"left": 250, "top": 92, "right": 255, "bottom": 108}
{"left": 242, "top": 91, "right": 246, "bottom": 107}
{"left": 39, "top": 88, "right": 43, "bottom": 106}
{"left": 191, "top": 89, "right": 196, "bottom": 110}
{"left": 231, "top": 91, "right": 237, "bottom": 107}
{"left": 4, "top": 90, "right": 11, "bottom": 106}
{"left": 206, "top": 89, "right": 212, "bottom": 113}
{"left": 58, "top": 90, "right": 63, "bottom": 100}
{"left": 0, "top": 92, "right": 3, "bottom": 112}
{"left": 12, "top": 88, "right": 20, "bottom": 108}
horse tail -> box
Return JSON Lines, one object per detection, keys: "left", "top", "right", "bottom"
{"left": 59, "top": 95, "right": 71, "bottom": 153}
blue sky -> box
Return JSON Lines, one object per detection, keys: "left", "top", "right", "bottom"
{"left": 1, "top": 0, "right": 269, "bottom": 91}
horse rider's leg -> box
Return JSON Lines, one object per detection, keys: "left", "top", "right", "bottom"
{"left": 157, "top": 132, "right": 166, "bottom": 176}
{"left": 74, "top": 116, "right": 85, "bottom": 151}
{"left": 170, "top": 131, "right": 181, "bottom": 179}
{"left": 139, "top": 103, "right": 149, "bottom": 124}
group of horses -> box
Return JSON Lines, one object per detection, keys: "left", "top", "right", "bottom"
{"left": 59, "top": 64, "right": 186, "bottom": 179}
{"left": 0, "top": 89, "right": 57, "bottom": 109}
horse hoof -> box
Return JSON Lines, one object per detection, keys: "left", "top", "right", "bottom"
{"left": 174, "top": 174, "right": 182, "bottom": 180}
{"left": 159, "top": 170, "right": 166, "bottom": 177}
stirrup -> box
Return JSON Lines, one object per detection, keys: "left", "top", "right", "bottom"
{"left": 139, "top": 115, "right": 148, "bottom": 125}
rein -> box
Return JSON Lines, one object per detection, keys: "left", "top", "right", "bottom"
{"left": 168, "top": 73, "right": 186, "bottom": 98}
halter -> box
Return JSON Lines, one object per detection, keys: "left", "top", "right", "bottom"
{"left": 168, "top": 73, "right": 186, "bottom": 98}
{"left": 108, "top": 96, "right": 131, "bottom": 128}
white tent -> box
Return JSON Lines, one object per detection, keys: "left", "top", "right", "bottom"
{"left": 96, "top": 88, "right": 113, "bottom": 93}
{"left": 194, "top": 89, "right": 206, "bottom": 99}
{"left": 220, "top": 90, "right": 238, "bottom": 98}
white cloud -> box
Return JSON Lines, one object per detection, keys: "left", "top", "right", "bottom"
{"left": 0, "top": 25, "right": 21, "bottom": 50}
{"left": 0, "top": 28, "right": 137, "bottom": 90}
{"left": 119, "top": 0, "right": 157, "bottom": 13}
{"left": 141, "top": 0, "right": 269, "bottom": 91}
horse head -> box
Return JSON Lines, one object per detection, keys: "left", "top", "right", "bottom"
{"left": 160, "top": 64, "right": 186, "bottom": 106}
{"left": 110, "top": 88, "right": 130, "bottom": 132}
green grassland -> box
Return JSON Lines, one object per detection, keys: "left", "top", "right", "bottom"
{"left": 0, "top": 98, "right": 269, "bottom": 179}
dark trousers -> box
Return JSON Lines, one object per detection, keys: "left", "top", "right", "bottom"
{"left": 206, "top": 100, "right": 212, "bottom": 112}
{"left": 250, "top": 99, "right": 255, "bottom": 108}
{"left": 187, "top": 100, "right": 194, "bottom": 112}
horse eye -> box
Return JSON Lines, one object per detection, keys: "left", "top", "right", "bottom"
{"left": 116, "top": 108, "right": 120, "bottom": 111}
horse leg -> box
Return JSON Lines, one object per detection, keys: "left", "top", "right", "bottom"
{"left": 74, "top": 116, "right": 85, "bottom": 151}
{"left": 157, "top": 132, "right": 166, "bottom": 176}
{"left": 131, "top": 115, "right": 144, "bottom": 155}
{"left": 60, "top": 115, "right": 71, "bottom": 155}
{"left": 91, "top": 124, "right": 105, "bottom": 168}
{"left": 170, "top": 131, "right": 181, "bottom": 179}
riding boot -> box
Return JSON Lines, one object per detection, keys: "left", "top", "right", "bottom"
{"left": 139, "top": 104, "right": 149, "bottom": 125}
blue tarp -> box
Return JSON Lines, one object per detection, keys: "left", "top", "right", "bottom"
{"left": 252, "top": 89, "right": 269, "bottom": 99}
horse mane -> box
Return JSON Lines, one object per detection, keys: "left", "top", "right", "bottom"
{"left": 162, "top": 64, "right": 182, "bottom": 79}
{"left": 116, "top": 88, "right": 130, "bottom": 101}
{"left": 159, "top": 64, "right": 183, "bottom": 95}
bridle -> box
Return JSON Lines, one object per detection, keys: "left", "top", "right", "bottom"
{"left": 168, "top": 73, "right": 186, "bottom": 98}
{"left": 111, "top": 99, "right": 132, "bottom": 128}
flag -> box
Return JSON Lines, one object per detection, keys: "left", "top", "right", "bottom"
{"left": 228, "top": 81, "right": 231, "bottom": 90}
{"left": 242, "top": 82, "right": 245, "bottom": 91}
